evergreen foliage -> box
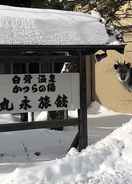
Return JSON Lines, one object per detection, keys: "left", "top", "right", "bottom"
{"left": 31, "top": 0, "right": 79, "bottom": 10}
{"left": 32, "top": 0, "right": 65, "bottom": 9}
{"left": 96, "top": 0, "right": 127, "bottom": 22}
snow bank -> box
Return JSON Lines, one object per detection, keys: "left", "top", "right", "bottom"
{"left": 68, "top": 101, "right": 121, "bottom": 118}
{"left": 87, "top": 101, "right": 120, "bottom": 117}
{"left": 0, "top": 118, "right": 132, "bottom": 183}
{"left": 0, "top": 5, "right": 117, "bottom": 45}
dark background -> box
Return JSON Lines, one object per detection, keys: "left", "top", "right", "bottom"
{"left": 0, "top": 0, "right": 31, "bottom": 7}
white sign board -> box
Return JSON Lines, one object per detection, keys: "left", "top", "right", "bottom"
{"left": 0, "top": 73, "right": 80, "bottom": 114}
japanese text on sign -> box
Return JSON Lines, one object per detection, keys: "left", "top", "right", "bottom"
{"left": 0, "top": 73, "right": 80, "bottom": 113}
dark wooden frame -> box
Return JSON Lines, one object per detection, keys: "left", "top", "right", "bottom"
{"left": 0, "top": 44, "right": 124, "bottom": 151}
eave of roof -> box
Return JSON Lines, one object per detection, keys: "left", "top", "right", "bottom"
{"left": 0, "top": 44, "right": 125, "bottom": 55}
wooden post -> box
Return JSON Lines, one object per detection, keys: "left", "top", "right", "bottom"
{"left": 21, "top": 113, "right": 28, "bottom": 122}
{"left": 20, "top": 63, "right": 28, "bottom": 122}
{"left": 90, "top": 55, "right": 96, "bottom": 101}
{"left": 78, "top": 53, "right": 88, "bottom": 151}
{"left": 48, "top": 62, "right": 64, "bottom": 130}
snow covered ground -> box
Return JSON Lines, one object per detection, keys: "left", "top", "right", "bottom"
{"left": 0, "top": 102, "right": 132, "bottom": 183}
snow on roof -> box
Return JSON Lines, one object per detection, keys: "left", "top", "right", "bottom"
{"left": 0, "top": 5, "right": 120, "bottom": 46}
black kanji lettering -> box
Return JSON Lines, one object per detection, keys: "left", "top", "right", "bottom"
{"left": 23, "top": 86, "right": 30, "bottom": 93}
{"left": 39, "top": 85, "right": 46, "bottom": 92}
{"left": 49, "top": 74, "right": 56, "bottom": 82}
{"left": 47, "top": 74, "right": 56, "bottom": 92}
{"left": 38, "top": 75, "right": 46, "bottom": 83}
{"left": 0, "top": 98, "right": 14, "bottom": 111}
{"left": 38, "top": 96, "right": 51, "bottom": 109}
{"left": 32, "top": 84, "right": 38, "bottom": 93}
{"left": 55, "top": 94, "right": 68, "bottom": 108}
{"left": 23, "top": 74, "right": 32, "bottom": 84}
{"left": 19, "top": 96, "right": 31, "bottom": 110}
{"left": 47, "top": 83, "right": 56, "bottom": 92}
{"left": 12, "top": 85, "right": 22, "bottom": 93}
{"left": 12, "top": 75, "right": 21, "bottom": 84}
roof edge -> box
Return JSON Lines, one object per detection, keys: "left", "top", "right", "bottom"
{"left": 0, "top": 44, "right": 125, "bottom": 54}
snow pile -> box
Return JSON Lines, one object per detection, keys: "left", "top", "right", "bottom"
{"left": 0, "top": 5, "right": 117, "bottom": 45}
{"left": 0, "top": 101, "right": 123, "bottom": 163}
{"left": 0, "top": 118, "right": 132, "bottom": 183}
{"left": 90, "top": 10, "right": 101, "bottom": 19}
{"left": 87, "top": 101, "right": 120, "bottom": 117}
{"left": 0, "top": 102, "right": 131, "bottom": 183}
{"left": 68, "top": 101, "right": 120, "bottom": 118}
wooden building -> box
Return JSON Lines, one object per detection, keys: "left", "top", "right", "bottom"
{"left": 0, "top": 6, "right": 124, "bottom": 150}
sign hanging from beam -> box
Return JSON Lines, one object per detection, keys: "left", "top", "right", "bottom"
{"left": 0, "top": 73, "right": 80, "bottom": 113}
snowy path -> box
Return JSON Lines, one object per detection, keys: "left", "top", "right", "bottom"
{"left": 0, "top": 102, "right": 131, "bottom": 183}
{"left": 0, "top": 102, "right": 131, "bottom": 163}
{"left": 88, "top": 114, "right": 132, "bottom": 144}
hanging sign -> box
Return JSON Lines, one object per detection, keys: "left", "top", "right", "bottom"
{"left": 0, "top": 73, "right": 80, "bottom": 114}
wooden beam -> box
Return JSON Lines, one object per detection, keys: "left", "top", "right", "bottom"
{"left": 90, "top": 55, "right": 96, "bottom": 101}
{"left": 0, "top": 44, "right": 125, "bottom": 55}
{"left": 78, "top": 54, "right": 88, "bottom": 151}
{"left": 0, "top": 56, "right": 79, "bottom": 64}
{"left": 0, "top": 118, "right": 79, "bottom": 132}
